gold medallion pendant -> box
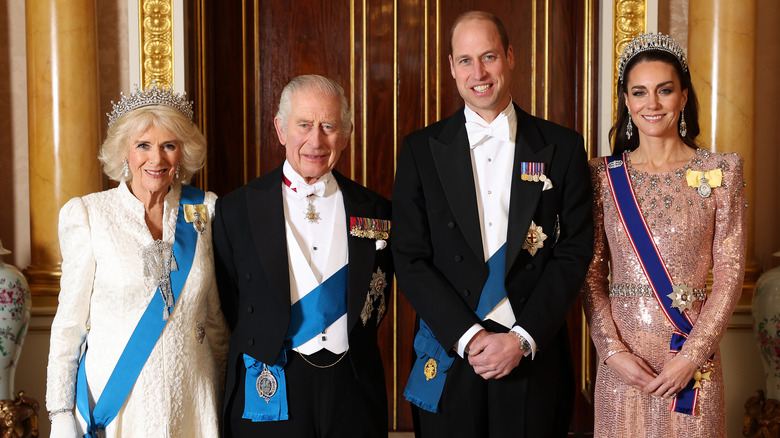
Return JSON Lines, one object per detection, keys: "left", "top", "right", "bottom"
{"left": 424, "top": 358, "right": 438, "bottom": 381}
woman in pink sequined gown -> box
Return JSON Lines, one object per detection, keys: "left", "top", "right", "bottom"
{"left": 582, "top": 34, "right": 746, "bottom": 437}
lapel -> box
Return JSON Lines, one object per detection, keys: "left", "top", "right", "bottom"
{"left": 246, "top": 165, "right": 292, "bottom": 308}
{"left": 505, "top": 105, "right": 555, "bottom": 272}
{"left": 429, "top": 109, "right": 484, "bottom": 262}
{"left": 333, "top": 171, "right": 378, "bottom": 332}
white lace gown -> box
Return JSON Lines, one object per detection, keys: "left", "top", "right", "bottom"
{"left": 46, "top": 183, "right": 230, "bottom": 437}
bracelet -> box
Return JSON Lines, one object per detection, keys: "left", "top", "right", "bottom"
{"left": 510, "top": 330, "right": 531, "bottom": 352}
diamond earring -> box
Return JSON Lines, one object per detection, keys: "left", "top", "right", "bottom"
{"left": 123, "top": 159, "right": 130, "bottom": 180}
{"left": 679, "top": 108, "right": 687, "bottom": 137}
{"left": 626, "top": 111, "right": 633, "bottom": 139}
{"left": 175, "top": 164, "right": 180, "bottom": 180}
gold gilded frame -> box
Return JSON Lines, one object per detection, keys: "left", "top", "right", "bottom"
{"left": 139, "top": 0, "right": 175, "bottom": 88}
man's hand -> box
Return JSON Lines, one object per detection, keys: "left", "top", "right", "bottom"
{"left": 467, "top": 331, "right": 524, "bottom": 379}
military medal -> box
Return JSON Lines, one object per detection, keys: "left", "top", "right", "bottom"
{"left": 192, "top": 210, "right": 206, "bottom": 233}
{"left": 350, "top": 217, "right": 391, "bottom": 239}
{"left": 520, "top": 162, "right": 547, "bottom": 183}
{"left": 183, "top": 204, "right": 208, "bottom": 234}
{"left": 686, "top": 169, "right": 722, "bottom": 199}
{"left": 522, "top": 221, "right": 547, "bottom": 256}
{"left": 424, "top": 358, "right": 437, "bottom": 381}
{"left": 256, "top": 364, "right": 278, "bottom": 402}
{"left": 697, "top": 176, "right": 711, "bottom": 198}
{"left": 304, "top": 200, "right": 321, "bottom": 223}
{"left": 667, "top": 283, "right": 695, "bottom": 313}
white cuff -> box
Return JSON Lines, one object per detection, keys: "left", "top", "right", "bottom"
{"left": 455, "top": 323, "right": 485, "bottom": 358}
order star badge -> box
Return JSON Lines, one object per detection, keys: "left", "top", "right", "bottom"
{"left": 522, "top": 221, "right": 547, "bottom": 256}
{"left": 667, "top": 283, "right": 695, "bottom": 313}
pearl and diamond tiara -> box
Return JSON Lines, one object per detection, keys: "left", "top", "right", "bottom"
{"left": 618, "top": 33, "right": 688, "bottom": 83}
{"left": 107, "top": 81, "right": 194, "bottom": 127}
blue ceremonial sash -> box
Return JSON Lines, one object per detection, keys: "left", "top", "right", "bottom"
{"left": 242, "top": 265, "right": 348, "bottom": 422}
{"left": 404, "top": 244, "right": 507, "bottom": 413}
{"left": 76, "top": 185, "right": 204, "bottom": 437}
{"left": 604, "top": 155, "right": 700, "bottom": 415}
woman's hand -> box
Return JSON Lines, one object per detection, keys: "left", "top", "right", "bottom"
{"left": 643, "top": 354, "right": 698, "bottom": 399}
{"left": 605, "top": 351, "right": 657, "bottom": 391}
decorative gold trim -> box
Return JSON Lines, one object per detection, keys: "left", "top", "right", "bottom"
{"left": 581, "top": 0, "right": 596, "bottom": 401}
{"left": 392, "top": 0, "right": 398, "bottom": 428}
{"left": 612, "top": 0, "right": 647, "bottom": 121}
{"left": 544, "top": 0, "right": 550, "bottom": 120}
{"left": 140, "top": 0, "right": 174, "bottom": 88}
{"left": 241, "top": 0, "right": 249, "bottom": 184}
{"left": 350, "top": 0, "right": 356, "bottom": 181}
{"left": 531, "top": 0, "right": 537, "bottom": 116}
{"left": 362, "top": 0, "right": 368, "bottom": 184}
{"left": 435, "top": 1, "right": 441, "bottom": 121}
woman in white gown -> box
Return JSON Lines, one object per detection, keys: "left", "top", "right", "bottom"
{"left": 46, "top": 83, "right": 229, "bottom": 437}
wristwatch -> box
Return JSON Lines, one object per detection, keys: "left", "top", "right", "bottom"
{"left": 511, "top": 330, "right": 531, "bottom": 352}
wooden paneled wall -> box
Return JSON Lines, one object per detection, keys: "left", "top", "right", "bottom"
{"left": 187, "top": 0, "right": 598, "bottom": 432}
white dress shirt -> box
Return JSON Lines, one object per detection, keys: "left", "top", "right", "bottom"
{"left": 455, "top": 102, "right": 537, "bottom": 359}
{"left": 282, "top": 161, "right": 349, "bottom": 355}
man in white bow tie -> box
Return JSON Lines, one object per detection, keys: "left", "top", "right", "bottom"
{"left": 393, "top": 11, "right": 593, "bottom": 438}
{"left": 213, "top": 74, "right": 393, "bottom": 438}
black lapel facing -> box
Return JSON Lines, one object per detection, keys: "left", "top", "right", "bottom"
{"left": 506, "top": 108, "right": 555, "bottom": 272}
{"left": 246, "top": 167, "right": 292, "bottom": 307}
{"left": 429, "top": 113, "right": 484, "bottom": 262}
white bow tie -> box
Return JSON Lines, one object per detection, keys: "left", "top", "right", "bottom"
{"left": 292, "top": 180, "right": 326, "bottom": 198}
{"left": 465, "top": 117, "right": 511, "bottom": 145}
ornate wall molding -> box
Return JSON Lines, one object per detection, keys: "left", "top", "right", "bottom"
{"left": 612, "top": 0, "right": 646, "bottom": 119}
{"left": 140, "top": 0, "right": 174, "bottom": 88}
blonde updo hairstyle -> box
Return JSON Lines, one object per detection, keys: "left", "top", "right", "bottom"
{"left": 98, "top": 105, "right": 206, "bottom": 184}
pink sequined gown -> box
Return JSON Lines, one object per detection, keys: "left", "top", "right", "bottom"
{"left": 581, "top": 148, "right": 746, "bottom": 437}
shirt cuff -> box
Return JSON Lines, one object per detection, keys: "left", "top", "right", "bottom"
{"left": 455, "top": 323, "right": 485, "bottom": 358}
{"left": 511, "top": 325, "right": 537, "bottom": 359}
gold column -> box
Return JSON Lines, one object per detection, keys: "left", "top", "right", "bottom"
{"left": 25, "top": 0, "right": 102, "bottom": 306}
{"left": 688, "top": 0, "right": 759, "bottom": 302}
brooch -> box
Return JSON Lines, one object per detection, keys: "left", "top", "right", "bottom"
{"left": 183, "top": 204, "right": 208, "bottom": 233}
{"left": 667, "top": 283, "right": 695, "bottom": 313}
{"left": 686, "top": 169, "right": 722, "bottom": 198}
{"left": 350, "top": 217, "right": 391, "bottom": 240}
{"left": 522, "top": 221, "right": 547, "bottom": 256}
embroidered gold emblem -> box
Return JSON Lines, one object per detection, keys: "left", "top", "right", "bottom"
{"left": 667, "top": 283, "right": 695, "bottom": 313}
{"left": 360, "top": 268, "right": 388, "bottom": 326}
{"left": 522, "top": 221, "right": 547, "bottom": 256}
{"left": 424, "top": 358, "right": 437, "bottom": 381}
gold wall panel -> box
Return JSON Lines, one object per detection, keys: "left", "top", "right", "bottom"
{"left": 140, "top": 0, "right": 174, "bottom": 88}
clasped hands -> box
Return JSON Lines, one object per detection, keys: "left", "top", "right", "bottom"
{"left": 466, "top": 329, "right": 525, "bottom": 380}
{"left": 605, "top": 351, "right": 698, "bottom": 399}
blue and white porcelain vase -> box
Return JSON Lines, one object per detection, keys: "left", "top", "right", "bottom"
{"left": 753, "top": 252, "right": 780, "bottom": 401}
{"left": 0, "top": 240, "right": 31, "bottom": 400}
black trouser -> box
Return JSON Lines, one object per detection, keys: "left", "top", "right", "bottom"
{"left": 227, "top": 349, "right": 387, "bottom": 438}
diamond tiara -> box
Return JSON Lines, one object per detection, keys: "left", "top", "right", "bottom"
{"left": 618, "top": 33, "right": 688, "bottom": 83}
{"left": 107, "top": 81, "right": 194, "bottom": 127}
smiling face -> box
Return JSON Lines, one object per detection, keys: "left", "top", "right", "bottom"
{"left": 449, "top": 17, "right": 515, "bottom": 123}
{"left": 624, "top": 60, "right": 688, "bottom": 141}
{"left": 274, "top": 89, "right": 352, "bottom": 184}
{"left": 126, "top": 124, "right": 182, "bottom": 198}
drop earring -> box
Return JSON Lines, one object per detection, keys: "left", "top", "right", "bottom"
{"left": 175, "top": 164, "right": 180, "bottom": 180}
{"left": 626, "top": 111, "right": 633, "bottom": 139}
{"left": 123, "top": 159, "right": 129, "bottom": 180}
{"left": 679, "top": 108, "right": 687, "bottom": 137}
